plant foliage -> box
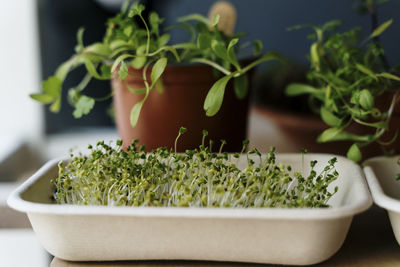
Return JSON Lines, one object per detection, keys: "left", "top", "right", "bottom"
{"left": 286, "top": 15, "right": 400, "bottom": 162}
{"left": 53, "top": 129, "right": 339, "bottom": 208}
{"left": 32, "top": 1, "right": 282, "bottom": 127}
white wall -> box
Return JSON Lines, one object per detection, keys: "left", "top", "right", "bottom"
{"left": 0, "top": 0, "right": 43, "bottom": 147}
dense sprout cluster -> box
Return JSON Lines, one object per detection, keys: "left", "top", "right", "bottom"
{"left": 53, "top": 130, "right": 339, "bottom": 208}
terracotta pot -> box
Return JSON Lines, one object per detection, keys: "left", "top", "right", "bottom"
{"left": 255, "top": 94, "right": 400, "bottom": 159}
{"left": 112, "top": 64, "right": 251, "bottom": 152}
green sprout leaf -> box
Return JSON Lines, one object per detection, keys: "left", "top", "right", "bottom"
{"left": 347, "top": 143, "right": 362, "bottom": 162}
{"left": 253, "top": 40, "right": 263, "bottom": 56}
{"left": 30, "top": 94, "right": 54, "bottom": 104}
{"left": 73, "top": 95, "right": 95, "bottom": 118}
{"left": 197, "top": 33, "right": 212, "bottom": 50}
{"left": 204, "top": 75, "right": 233, "bottom": 116}
{"left": 378, "top": 72, "right": 400, "bottom": 81}
{"left": 149, "top": 12, "right": 163, "bottom": 36}
{"left": 285, "top": 83, "right": 320, "bottom": 96}
{"left": 128, "top": 2, "right": 145, "bottom": 17}
{"left": 130, "top": 101, "right": 144, "bottom": 127}
{"left": 359, "top": 89, "right": 374, "bottom": 110}
{"left": 42, "top": 76, "right": 62, "bottom": 97}
{"left": 85, "top": 43, "right": 111, "bottom": 57}
{"left": 233, "top": 74, "right": 248, "bottom": 100}
{"left": 355, "top": 63, "right": 377, "bottom": 80}
{"left": 118, "top": 61, "right": 129, "bottom": 80}
{"left": 310, "top": 43, "right": 320, "bottom": 71}
{"left": 151, "top": 57, "right": 167, "bottom": 86}
{"left": 211, "top": 40, "right": 230, "bottom": 63}
{"left": 320, "top": 107, "right": 342, "bottom": 127}
{"left": 75, "top": 27, "right": 85, "bottom": 53}
{"left": 369, "top": 18, "right": 393, "bottom": 39}
{"left": 227, "top": 38, "right": 240, "bottom": 69}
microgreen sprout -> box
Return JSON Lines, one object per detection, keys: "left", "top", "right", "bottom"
{"left": 53, "top": 130, "right": 339, "bottom": 208}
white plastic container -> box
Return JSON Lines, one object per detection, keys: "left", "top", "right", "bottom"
{"left": 363, "top": 155, "right": 400, "bottom": 244}
{"left": 8, "top": 154, "right": 372, "bottom": 265}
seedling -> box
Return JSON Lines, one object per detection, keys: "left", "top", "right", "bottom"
{"left": 53, "top": 130, "right": 339, "bottom": 208}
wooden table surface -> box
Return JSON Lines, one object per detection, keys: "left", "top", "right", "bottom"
{"left": 50, "top": 205, "right": 400, "bottom": 266}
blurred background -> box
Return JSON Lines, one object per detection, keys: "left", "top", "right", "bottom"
{"left": 1, "top": 0, "right": 400, "bottom": 266}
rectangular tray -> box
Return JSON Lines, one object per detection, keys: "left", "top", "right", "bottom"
{"left": 363, "top": 155, "right": 400, "bottom": 244}
{"left": 8, "top": 154, "right": 372, "bottom": 265}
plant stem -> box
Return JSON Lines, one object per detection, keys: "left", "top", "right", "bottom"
{"left": 367, "top": 0, "right": 390, "bottom": 70}
{"left": 191, "top": 58, "right": 231, "bottom": 75}
{"left": 139, "top": 14, "right": 151, "bottom": 54}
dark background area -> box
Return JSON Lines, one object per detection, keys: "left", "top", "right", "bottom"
{"left": 37, "top": 0, "right": 400, "bottom": 134}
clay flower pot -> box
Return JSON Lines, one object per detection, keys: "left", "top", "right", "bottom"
{"left": 112, "top": 64, "right": 251, "bottom": 152}
{"left": 256, "top": 92, "right": 400, "bottom": 158}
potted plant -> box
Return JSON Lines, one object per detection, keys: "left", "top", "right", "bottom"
{"left": 30, "top": 1, "right": 282, "bottom": 151}
{"left": 285, "top": 14, "right": 400, "bottom": 162}
{"left": 253, "top": 0, "right": 399, "bottom": 161}
{"left": 8, "top": 128, "right": 372, "bottom": 264}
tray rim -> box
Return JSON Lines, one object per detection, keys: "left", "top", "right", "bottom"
{"left": 8, "top": 153, "right": 372, "bottom": 220}
{"left": 363, "top": 155, "right": 400, "bottom": 213}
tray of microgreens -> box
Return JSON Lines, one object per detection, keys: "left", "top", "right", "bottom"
{"left": 7, "top": 128, "right": 372, "bottom": 265}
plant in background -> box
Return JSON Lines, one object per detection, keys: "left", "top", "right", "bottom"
{"left": 31, "top": 1, "right": 282, "bottom": 127}
{"left": 285, "top": 1, "right": 400, "bottom": 162}
{"left": 53, "top": 128, "right": 339, "bottom": 208}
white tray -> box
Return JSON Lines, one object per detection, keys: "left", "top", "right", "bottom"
{"left": 363, "top": 155, "right": 400, "bottom": 245}
{"left": 8, "top": 154, "right": 372, "bottom": 265}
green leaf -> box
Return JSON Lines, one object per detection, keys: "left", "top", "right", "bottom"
{"left": 359, "top": 89, "right": 374, "bottom": 110}
{"left": 347, "top": 143, "right": 362, "bottom": 162}
{"left": 75, "top": 27, "right": 85, "bottom": 53}
{"left": 50, "top": 97, "right": 61, "bottom": 113}
{"left": 109, "top": 40, "right": 128, "bottom": 51}
{"left": 253, "top": 40, "right": 263, "bottom": 56}
{"left": 84, "top": 43, "right": 111, "bottom": 57}
{"left": 151, "top": 58, "right": 167, "bottom": 85}
{"left": 212, "top": 14, "right": 220, "bottom": 27}
{"left": 355, "top": 63, "right": 377, "bottom": 80}
{"left": 317, "top": 127, "right": 343, "bottom": 143}
{"left": 197, "top": 33, "right": 212, "bottom": 50}
{"left": 227, "top": 38, "right": 239, "bottom": 69}
{"left": 118, "top": 61, "right": 128, "bottom": 80}
{"left": 150, "top": 12, "right": 164, "bottom": 36}
{"left": 130, "top": 101, "right": 144, "bottom": 127}
{"left": 233, "top": 74, "right": 248, "bottom": 100}
{"left": 378, "top": 72, "right": 400, "bottom": 81}
{"left": 178, "top": 14, "right": 212, "bottom": 27}
{"left": 310, "top": 42, "right": 320, "bottom": 71}
{"left": 320, "top": 107, "right": 342, "bottom": 127}
{"left": 370, "top": 19, "right": 393, "bottom": 38}
{"left": 42, "top": 76, "right": 62, "bottom": 97}
{"left": 123, "top": 26, "right": 133, "bottom": 37}
{"left": 30, "top": 93, "right": 54, "bottom": 104}
{"left": 158, "top": 34, "right": 170, "bottom": 47}
{"left": 111, "top": 54, "right": 135, "bottom": 73}
{"left": 132, "top": 45, "right": 147, "bottom": 69}
{"left": 285, "top": 83, "right": 319, "bottom": 96}
{"left": 83, "top": 59, "right": 109, "bottom": 80}
{"left": 73, "top": 96, "right": 95, "bottom": 118}
{"left": 317, "top": 128, "right": 371, "bottom": 143}
{"left": 128, "top": 2, "right": 145, "bottom": 17}
{"left": 211, "top": 40, "right": 230, "bottom": 62}
{"left": 55, "top": 59, "right": 74, "bottom": 81}
{"left": 204, "top": 75, "right": 233, "bottom": 116}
